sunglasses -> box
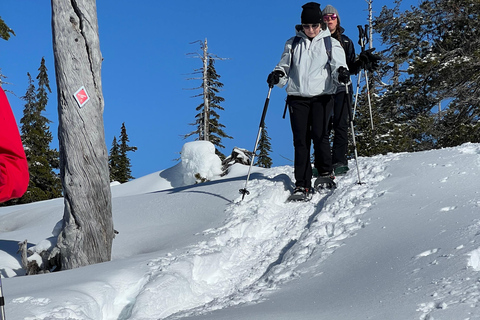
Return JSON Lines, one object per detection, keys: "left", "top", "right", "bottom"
{"left": 302, "top": 24, "right": 320, "bottom": 30}
{"left": 323, "top": 14, "right": 337, "bottom": 21}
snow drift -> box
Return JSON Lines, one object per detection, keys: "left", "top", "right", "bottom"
{"left": 1, "top": 141, "right": 480, "bottom": 320}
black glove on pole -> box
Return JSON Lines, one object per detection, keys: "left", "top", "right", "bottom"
{"left": 359, "top": 48, "right": 381, "bottom": 72}
{"left": 267, "top": 70, "right": 285, "bottom": 86}
{"left": 338, "top": 66, "right": 350, "bottom": 84}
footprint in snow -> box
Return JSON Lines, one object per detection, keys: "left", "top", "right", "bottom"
{"left": 415, "top": 248, "right": 440, "bottom": 260}
{"left": 440, "top": 206, "right": 456, "bottom": 212}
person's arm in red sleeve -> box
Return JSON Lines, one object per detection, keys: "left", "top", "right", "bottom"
{"left": 0, "top": 87, "right": 29, "bottom": 202}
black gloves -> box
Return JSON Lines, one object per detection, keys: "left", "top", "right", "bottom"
{"left": 267, "top": 70, "right": 285, "bottom": 86}
{"left": 338, "top": 66, "right": 350, "bottom": 84}
{"left": 357, "top": 48, "right": 381, "bottom": 72}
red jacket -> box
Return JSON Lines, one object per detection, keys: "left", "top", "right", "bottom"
{"left": 0, "top": 87, "right": 29, "bottom": 202}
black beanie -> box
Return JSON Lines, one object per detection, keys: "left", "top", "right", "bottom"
{"left": 301, "top": 2, "right": 322, "bottom": 24}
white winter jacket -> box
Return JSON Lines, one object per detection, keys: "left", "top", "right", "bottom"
{"left": 274, "top": 28, "right": 348, "bottom": 97}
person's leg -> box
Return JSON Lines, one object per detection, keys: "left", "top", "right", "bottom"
{"left": 311, "top": 95, "right": 334, "bottom": 174}
{"left": 331, "top": 91, "right": 349, "bottom": 166}
{"left": 289, "top": 99, "right": 312, "bottom": 188}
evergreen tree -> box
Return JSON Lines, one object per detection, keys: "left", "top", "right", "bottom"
{"left": 37, "top": 58, "right": 60, "bottom": 171}
{"left": 108, "top": 136, "right": 120, "bottom": 182}
{"left": 255, "top": 125, "right": 273, "bottom": 168}
{"left": 185, "top": 40, "right": 232, "bottom": 159}
{"left": 18, "top": 59, "right": 62, "bottom": 203}
{"left": 110, "top": 123, "right": 137, "bottom": 183}
{"left": 0, "top": 68, "right": 9, "bottom": 87}
{"left": 0, "top": 16, "right": 15, "bottom": 41}
{"left": 205, "top": 57, "right": 233, "bottom": 159}
{"left": 372, "top": 0, "right": 480, "bottom": 152}
{"left": 1, "top": 16, "right": 13, "bottom": 87}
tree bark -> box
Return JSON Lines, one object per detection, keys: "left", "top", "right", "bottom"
{"left": 202, "top": 38, "right": 209, "bottom": 141}
{"left": 51, "top": 0, "right": 113, "bottom": 270}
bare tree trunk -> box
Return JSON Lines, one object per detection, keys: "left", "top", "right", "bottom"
{"left": 366, "top": 0, "right": 374, "bottom": 49}
{"left": 50, "top": 0, "right": 113, "bottom": 270}
{"left": 202, "top": 38, "right": 209, "bottom": 141}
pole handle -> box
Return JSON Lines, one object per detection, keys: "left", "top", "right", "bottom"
{"left": 259, "top": 86, "right": 272, "bottom": 128}
{"left": 357, "top": 25, "right": 364, "bottom": 48}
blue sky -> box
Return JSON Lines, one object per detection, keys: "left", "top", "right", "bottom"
{"left": 0, "top": 0, "right": 418, "bottom": 178}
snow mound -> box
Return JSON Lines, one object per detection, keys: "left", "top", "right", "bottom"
{"left": 181, "top": 141, "right": 223, "bottom": 185}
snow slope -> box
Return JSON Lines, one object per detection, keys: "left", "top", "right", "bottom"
{"left": 1, "top": 142, "right": 480, "bottom": 320}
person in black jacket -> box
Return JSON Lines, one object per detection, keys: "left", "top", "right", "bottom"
{"left": 323, "top": 5, "right": 381, "bottom": 175}
{"left": 322, "top": 5, "right": 356, "bottom": 175}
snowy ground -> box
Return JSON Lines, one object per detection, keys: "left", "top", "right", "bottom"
{"left": 1, "top": 141, "right": 480, "bottom": 320}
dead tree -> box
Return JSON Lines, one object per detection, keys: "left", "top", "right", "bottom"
{"left": 50, "top": 0, "right": 114, "bottom": 270}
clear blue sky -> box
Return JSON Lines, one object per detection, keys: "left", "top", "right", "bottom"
{"left": 0, "top": 0, "right": 418, "bottom": 179}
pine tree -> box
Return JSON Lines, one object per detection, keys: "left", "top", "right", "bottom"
{"left": 372, "top": 0, "right": 480, "bottom": 152}
{"left": 184, "top": 39, "right": 232, "bottom": 159}
{"left": 0, "top": 68, "right": 10, "bottom": 88}
{"left": 18, "top": 59, "right": 62, "bottom": 204}
{"left": 205, "top": 57, "right": 233, "bottom": 159}
{"left": 37, "top": 58, "right": 61, "bottom": 171}
{"left": 108, "top": 136, "right": 120, "bottom": 182}
{"left": 0, "top": 16, "right": 15, "bottom": 41}
{"left": 1, "top": 17, "right": 14, "bottom": 87}
{"left": 255, "top": 125, "right": 273, "bottom": 168}
{"left": 110, "top": 123, "right": 137, "bottom": 183}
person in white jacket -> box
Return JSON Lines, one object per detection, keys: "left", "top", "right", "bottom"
{"left": 267, "top": 2, "right": 349, "bottom": 201}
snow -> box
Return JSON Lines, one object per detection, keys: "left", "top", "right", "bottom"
{"left": 1, "top": 141, "right": 480, "bottom": 320}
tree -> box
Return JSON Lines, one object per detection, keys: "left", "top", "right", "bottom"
{"left": 49, "top": 0, "right": 114, "bottom": 270}
{"left": 109, "top": 123, "right": 137, "bottom": 183}
{"left": 1, "top": 18, "right": 14, "bottom": 87}
{"left": 17, "top": 58, "right": 61, "bottom": 204}
{"left": 0, "top": 68, "right": 7, "bottom": 87}
{"left": 184, "top": 39, "right": 232, "bottom": 159}
{"left": 108, "top": 136, "right": 120, "bottom": 182}
{"left": 0, "top": 16, "right": 15, "bottom": 41}
{"left": 255, "top": 124, "right": 273, "bottom": 168}
{"left": 372, "top": 0, "right": 480, "bottom": 153}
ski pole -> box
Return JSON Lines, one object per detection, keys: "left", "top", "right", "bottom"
{"left": 0, "top": 276, "right": 6, "bottom": 320}
{"left": 356, "top": 25, "right": 374, "bottom": 130}
{"left": 345, "top": 82, "right": 363, "bottom": 185}
{"left": 239, "top": 84, "right": 273, "bottom": 200}
{"left": 364, "top": 69, "right": 374, "bottom": 130}
{"left": 353, "top": 69, "right": 362, "bottom": 118}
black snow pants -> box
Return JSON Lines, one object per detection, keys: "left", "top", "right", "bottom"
{"left": 331, "top": 90, "right": 350, "bottom": 166}
{"left": 288, "top": 94, "right": 334, "bottom": 189}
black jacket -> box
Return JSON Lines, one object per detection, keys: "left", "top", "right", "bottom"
{"left": 336, "top": 28, "right": 357, "bottom": 75}
{"left": 334, "top": 28, "right": 357, "bottom": 93}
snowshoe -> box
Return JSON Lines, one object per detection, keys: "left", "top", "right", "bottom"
{"left": 287, "top": 187, "right": 313, "bottom": 202}
{"left": 314, "top": 173, "right": 336, "bottom": 190}
{"left": 333, "top": 163, "right": 349, "bottom": 176}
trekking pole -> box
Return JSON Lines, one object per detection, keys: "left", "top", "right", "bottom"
{"left": 356, "top": 25, "right": 374, "bottom": 130}
{"left": 354, "top": 25, "right": 365, "bottom": 117}
{"left": 364, "top": 68, "right": 374, "bottom": 130}
{"left": 239, "top": 84, "right": 274, "bottom": 200}
{"left": 353, "top": 69, "right": 362, "bottom": 118}
{"left": 364, "top": 24, "right": 374, "bottom": 130}
{"left": 0, "top": 276, "right": 6, "bottom": 320}
{"left": 345, "top": 82, "right": 363, "bottom": 185}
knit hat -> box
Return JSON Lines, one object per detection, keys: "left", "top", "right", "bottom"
{"left": 301, "top": 2, "right": 322, "bottom": 24}
{"left": 322, "top": 5, "right": 340, "bottom": 24}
